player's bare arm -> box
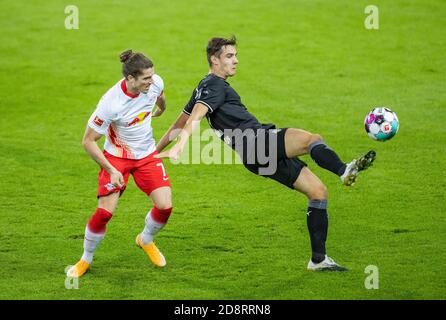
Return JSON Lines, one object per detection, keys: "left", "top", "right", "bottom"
{"left": 156, "top": 103, "right": 208, "bottom": 160}
{"left": 152, "top": 93, "right": 166, "bottom": 118}
{"left": 82, "top": 126, "right": 124, "bottom": 187}
{"left": 156, "top": 111, "right": 190, "bottom": 152}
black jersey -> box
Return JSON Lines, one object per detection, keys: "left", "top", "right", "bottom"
{"left": 183, "top": 74, "right": 307, "bottom": 188}
{"left": 183, "top": 74, "right": 264, "bottom": 137}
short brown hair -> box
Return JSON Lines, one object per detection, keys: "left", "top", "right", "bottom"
{"left": 119, "top": 49, "right": 153, "bottom": 79}
{"left": 206, "top": 36, "right": 237, "bottom": 67}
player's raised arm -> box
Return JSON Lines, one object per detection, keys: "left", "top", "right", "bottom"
{"left": 155, "top": 103, "right": 209, "bottom": 161}
{"left": 82, "top": 126, "right": 124, "bottom": 187}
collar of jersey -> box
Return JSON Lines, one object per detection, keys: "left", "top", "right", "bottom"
{"left": 209, "top": 73, "right": 227, "bottom": 82}
{"left": 121, "top": 80, "right": 140, "bottom": 99}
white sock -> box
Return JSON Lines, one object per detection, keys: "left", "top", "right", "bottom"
{"left": 140, "top": 210, "right": 165, "bottom": 244}
{"left": 81, "top": 227, "right": 105, "bottom": 264}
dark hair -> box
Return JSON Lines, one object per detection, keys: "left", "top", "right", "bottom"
{"left": 119, "top": 49, "right": 153, "bottom": 79}
{"left": 206, "top": 36, "right": 237, "bottom": 67}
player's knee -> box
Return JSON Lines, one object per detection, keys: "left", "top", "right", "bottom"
{"left": 307, "top": 183, "right": 328, "bottom": 200}
{"left": 305, "top": 133, "right": 323, "bottom": 154}
{"left": 309, "top": 133, "right": 323, "bottom": 145}
{"left": 97, "top": 204, "right": 116, "bottom": 215}
{"left": 150, "top": 187, "right": 172, "bottom": 211}
{"left": 153, "top": 194, "right": 173, "bottom": 210}
{"left": 155, "top": 201, "right": 173, "bottom": 210}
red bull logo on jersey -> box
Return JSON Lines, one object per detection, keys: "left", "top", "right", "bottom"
{"left": 128, "top": 112, "right": 150, "bottom": 126}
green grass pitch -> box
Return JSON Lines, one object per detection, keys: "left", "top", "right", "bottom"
{"left": 0, "top": 0, "right": 445, "bottom": 299}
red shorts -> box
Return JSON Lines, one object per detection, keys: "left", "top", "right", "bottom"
{"left": 97, "top": 150, "right": 171, "bottom": 198}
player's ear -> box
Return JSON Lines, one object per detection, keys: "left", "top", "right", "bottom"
{"left": 210, "top": 55, "right": 219, "bottom": 67}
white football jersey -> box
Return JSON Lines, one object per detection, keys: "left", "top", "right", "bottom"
{"left": 88, "top": 75, "right": 164, "bottom": 159}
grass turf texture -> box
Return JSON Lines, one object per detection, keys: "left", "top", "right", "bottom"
{"left": 0, "top": 0, "right": 445, "bottom": 299}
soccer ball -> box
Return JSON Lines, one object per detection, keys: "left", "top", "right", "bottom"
{"left": 364, "top": 107, "right": 399, "bottom": 141}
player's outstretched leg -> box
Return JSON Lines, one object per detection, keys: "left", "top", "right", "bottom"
{"left": 136, "top": 207, "right": 171, "bottom": 268}
{"left": 340, "top": 150, "right": 376, "bottom": 186}
{"left": 293, "top": 168, "right": 348, "bottom": 272}
{"left": 285, "top": 129, "right": 347, "bottom": 176}
{"left": 285, "top": 129, "right": 376, "bottom": 186}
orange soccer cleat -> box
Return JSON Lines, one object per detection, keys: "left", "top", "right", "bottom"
{"left": 66, "top": 259, "right": 91, "bottom": 278}
{"left": 135, "top": 234, "right": 166, "bottom": 267}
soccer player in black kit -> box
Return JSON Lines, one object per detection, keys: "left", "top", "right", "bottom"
{"left": 156, "top": 37, "right": 376, "bottom": 271}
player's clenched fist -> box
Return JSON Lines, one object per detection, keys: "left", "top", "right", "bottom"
{"left": 109, "top": 169, "right": 124, "bottom": 188}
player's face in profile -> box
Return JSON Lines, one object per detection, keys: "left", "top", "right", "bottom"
{"left": 217, "top": 45, "right": 238, "bottom": 77}
{"left": 132, "top": 67, "right": 155, "bottom": 94}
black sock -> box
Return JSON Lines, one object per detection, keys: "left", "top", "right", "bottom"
{"left": 309, "top": 141, "right": 346, "bottom": 176}
{"left": 306, "top": 200, "right": 328, "bottom": 263}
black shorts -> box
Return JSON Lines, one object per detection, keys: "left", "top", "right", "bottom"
{"left": 237, "top": 125, "right": 307, "bottom": 189}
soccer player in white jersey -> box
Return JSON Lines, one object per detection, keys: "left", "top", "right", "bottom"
{"left": 67, "top": 50, "right": 173, "bottom": 278}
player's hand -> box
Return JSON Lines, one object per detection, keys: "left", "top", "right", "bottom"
{"left": 155, "top": 145, "right": 183, "bottom": 161}
{"left": 109, "top": 169, "right": 124, "bottom": 188}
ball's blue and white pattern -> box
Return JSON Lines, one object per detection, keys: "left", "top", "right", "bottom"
{"left": 365, "top": 107, "right": 399, "bottom": 141}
